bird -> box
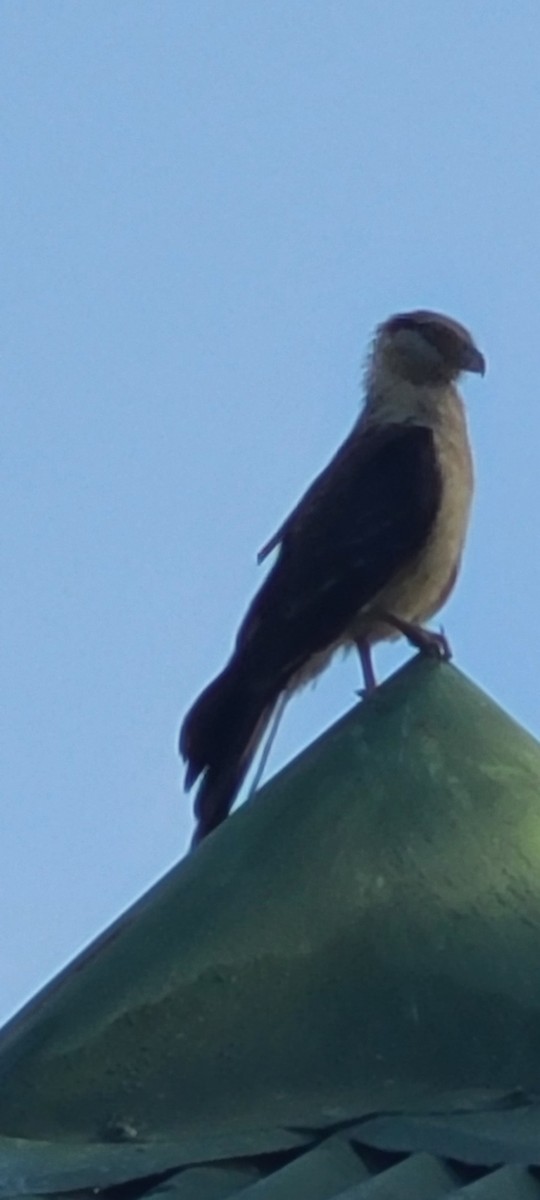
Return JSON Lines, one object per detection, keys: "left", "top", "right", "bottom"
{"left": 180, "top": 309, "right": 485, "bottom": 848}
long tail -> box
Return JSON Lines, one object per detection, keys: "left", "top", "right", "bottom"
{"left": 180, "top": 657, "right": 278, "bottom": 848}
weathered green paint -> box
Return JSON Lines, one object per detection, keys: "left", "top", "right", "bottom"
{"left": 0, "top": 1134, "right": 264, "bottom": 1197}
{"left": 1, "top": 658, "right": 540, "bottom": 1144}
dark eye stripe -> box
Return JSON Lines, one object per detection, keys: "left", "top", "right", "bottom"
{"left": 386, "top": 311, "right": 474, "bottom": 360}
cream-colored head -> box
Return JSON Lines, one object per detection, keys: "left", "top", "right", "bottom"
{"left": 368, "top": 309, "right": 485, "bottom": 388}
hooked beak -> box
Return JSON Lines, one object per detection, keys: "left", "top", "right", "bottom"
{"left": 463, "top": 344, "right": 486, "bottom": 376}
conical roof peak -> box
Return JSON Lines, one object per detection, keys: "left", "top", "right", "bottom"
{"left": 1, "top": 657, "right": 540, "bottom": 1144}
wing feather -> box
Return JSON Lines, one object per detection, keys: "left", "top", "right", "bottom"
{"left": 239, "top": 423, "right": 442, "bottom": 683}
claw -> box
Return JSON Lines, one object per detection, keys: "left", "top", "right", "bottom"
{"left": 415, "top": 627, "right": 452, "bottom": 661}
{"left": 379, "top": 610, "right": 453, "bottom": 662}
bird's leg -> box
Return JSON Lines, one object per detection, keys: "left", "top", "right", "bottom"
{"left": 355, "top": 640, "right": 377, "bottom": 697}
{"left": 380, "top": 611, "right": 452, "bottom": 661}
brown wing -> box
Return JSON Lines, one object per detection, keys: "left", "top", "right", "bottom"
{"left": 238, "top": 422, "right": 442, "bottom": 685}
{"left": 180, "top": 421, "right": 442, "bottom": 840}
{"left": 257, "top": 429, "right": 362, "bottom": 565}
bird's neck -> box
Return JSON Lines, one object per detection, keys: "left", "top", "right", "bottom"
{"left": 361, "top": 366, "right": 464, "bottom": 432}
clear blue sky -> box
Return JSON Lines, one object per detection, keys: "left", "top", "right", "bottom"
{"left": 2, "top": 2, "right": 540, "bottom": 1025}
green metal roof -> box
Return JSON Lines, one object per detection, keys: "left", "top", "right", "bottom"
{"left": 3, "top": 1099, "right": 540, "bottom": 1197}
{"left": 2, "top": 656, "right": 540, "bottom": 1197}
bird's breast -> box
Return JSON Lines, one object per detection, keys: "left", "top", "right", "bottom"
{"left": 360, "top": 411, "right": 474, "bottom": 639}
{"left": 286, "top": 398, "right": 474, "bottom": 688}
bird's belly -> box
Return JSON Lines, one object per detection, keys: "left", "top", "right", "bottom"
{"left": 355, "top": 439, "right": 473, "bottom": 643}
{"left": 288, "top": 426, "right": 473, "bottom": 685}
{"left": 357, "top": 550, "right": 459, "bottom": 645}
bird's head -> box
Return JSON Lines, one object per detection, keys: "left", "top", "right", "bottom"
{"left": 372, "top": 310, "right": 485, "bottom": 386}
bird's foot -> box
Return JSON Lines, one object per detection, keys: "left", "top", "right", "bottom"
{"left": 380, "top": 612, "right": 452, "bottom": 661}
{"left": 407, "top": 623, "right": 452, "bottom": 661}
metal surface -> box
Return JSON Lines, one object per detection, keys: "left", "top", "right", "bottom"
{"left": 1, "top": 658, "right": 540, "bottom": 1144}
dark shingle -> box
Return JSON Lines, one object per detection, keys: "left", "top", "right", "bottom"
{"left": 446, "top": 1165, "right": 540, "bottom": 1197}
{"left": 142, "top": 1162, "right": 262, "bottom": 1200}
{"left": 355, "top": 1103, "right": 540, "bottom": 1166}
{"left": 237, "top": 1136, "right": 367, "bottom": 1198}
{"left": 331, "top": 1149, "right": 460, "bottom": 1196}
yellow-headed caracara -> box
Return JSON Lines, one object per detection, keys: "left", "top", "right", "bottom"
{"left": 181, "top": 310, "right": 485, "bottom": 847}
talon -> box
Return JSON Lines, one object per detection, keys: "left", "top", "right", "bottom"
{"left": 379, "top": 610, "right": 452, "bottom": 662}
{"left": 415, "top": 628, "right": 452, "bottom": 661}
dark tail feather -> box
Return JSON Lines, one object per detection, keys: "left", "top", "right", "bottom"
{"left": 189, "top": 707, "right": 272, "bottom": 849}
{"left": 180, "top": 659, "right": 275, "bottom": 847}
